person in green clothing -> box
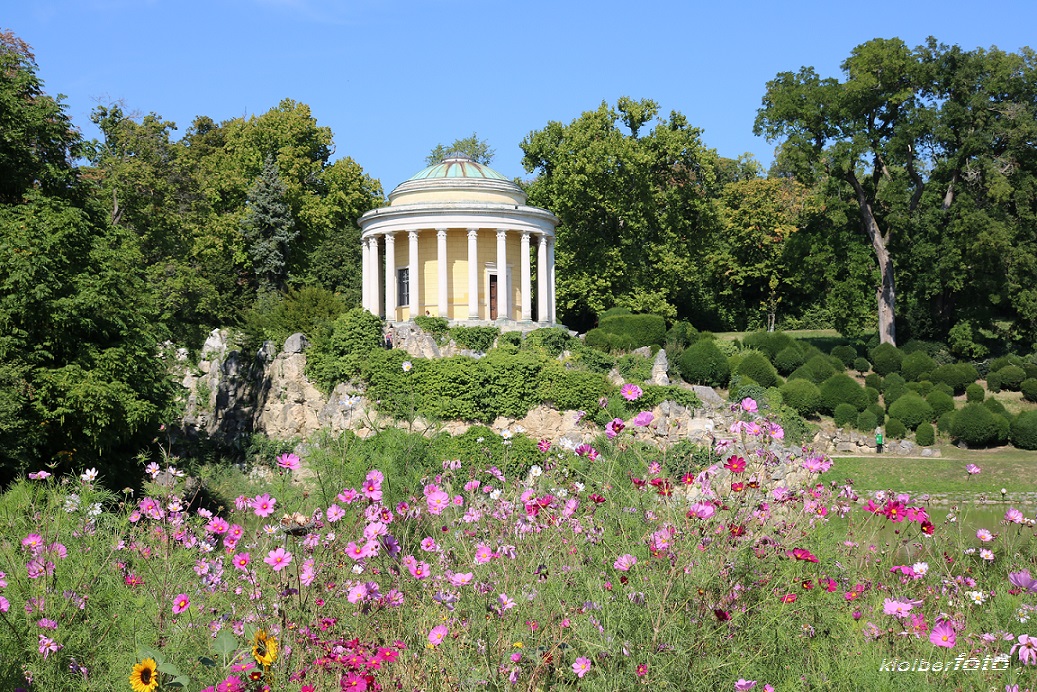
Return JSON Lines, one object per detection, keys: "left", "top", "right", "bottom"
{"left": 875, "top": 427, "right": 884, "bottom": 454}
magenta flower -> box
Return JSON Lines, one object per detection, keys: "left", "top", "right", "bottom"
{"left": 426, "top": 490, "right": 450, "bottom": 515}
{"left": 172, "top": 593, "right": 191, "bottom": 614}
{"left": 1009, "top": 570, "right": 1037, "bottom": 593}
{"left": 687, "top": 502, "right": 716, "bottom": 519}
{"left": 326, "top": 504, "right": 345, "bottom": 522}
{"left": 206, "top": 517, "right": 229, "bottom": 534}
{"left": 264, "top": 547, "right": 292, "bottom": 572}
{"left": 0, "top": 596, "right": 8, "bottom": 613}
{"left": 740, "top": 397, "right": 758, "bottom": 413}
{"left": 724, "top": 455, "right": 746, "bottom": 473}
{"left": 788, "top": 547, "right": 819, "bottom": 563}
{"left": 537, "top": 439, "right": 551, "bottom": 452}
{"left": 251, "top": 493, "right": 276, "bottom": 518}
{"left": 621, "top": 384, "right": 643, "bottom": 401}
{"left": 572, "top": 657, "right": 591, "bottom": 678}
{"left": 276, "top": 453, "right": 301, "bottom": 471}
{"left": 882, "top": 598, "right": 914, "bottom": 618}
{"left": 613, "top": 554, "right": 637, "bottom": 571}
{"left": 428, "top": 624, "right": 448, "bottom": 646}
{"left": 735, "top": 680, "right": 757, "bottom": 691}
{"left": 930, "top": 620, "right": 956, "bottom": 648}
{"left": 38, "top": 634, "right": 61, "bottom": 659}
{"left": 1013, "top": 634, "right": 1037, "bottom": 665}
{"left": 605, "top": 417, "right": 625, "bottom": 439}
{"left": 1006, "top": 507, "right": 1025, "bottom": 524}
{"left": 633, "top": 411, "right": 654, "bottom": 427}
{"left": 232, "top": 552, "right": 250, "bottom": 571}
{"left": 966, "top": 463, "right": 981, "bottom": 476}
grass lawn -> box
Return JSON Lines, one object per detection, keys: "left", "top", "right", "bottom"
{"left": 832, "top": 444, "right": 1037, "bottom": 494}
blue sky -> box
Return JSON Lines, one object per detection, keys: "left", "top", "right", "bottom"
{"left": 8, "top": 0, "right": 1037, "bottom": 194}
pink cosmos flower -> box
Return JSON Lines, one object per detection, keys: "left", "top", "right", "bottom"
{"left": 572, "top": 657, "right": 591, "bottom": 678}
{"left": 977, "top": 528, "right": 994, "bottom": 542}
{"left": 251, "top": 493, "right": 276, "bottom": 518}
{"left": 687, "top": 502, "right": 716, "bottom": 519}
{"left": 474, "top": 543, "right": 494, "bottom": 564}
{"left": 326, "top": 504, "right": 345, "bottom": 522}
{"left": 966, "top": 463, "right": 981, "bottom": 476}
{"left": 337, "top": 488, "right": 359, "bottom": 504}
{"left": 1009, "top": 570, "right": 1037, "bottom": 593}
{"left": 172, "top": 593, "right": 190, "bottom": 614}
{"left": 621, "top": 384, "right": 643, "bottom": 401}
{"left": 28, "top": 471, "right": 51, "bottom": 480}
{"left": 930, "top": 620, "right": 956, "bottom": 648}
{"left": 426, "top": 490, "right": 450, "bottom": 515}
{"left": 232, "top": 553, "right": 250, "bottom": 570}
{"left": 537, "top": 439, "right": 551, "bottom": 452}
{"left": 724, "top": 456, "right": 746, "bottom": 473}
{"left": 605, "top": 418, "right": 625, "bottom": 439}
{"left": 1005, "top": 507, "right": 1025, "bottom": 524}
{"left": 22, "top": 533, "right": 44, "bottom": 552}
{"left": 0, "top": 596, "right": 8, "bottom": 613}
{"left": 735, "top": 680, "right": 757, "bottom": 691}
{"left": 264, "top": 547, "right": 292, "bottom": 572}
{"left": 276, "top": 453, "right": 301, "bottom": 471}
{"left": 407, "top": 560, "right": 431, "bottom": 579}
{"left": 740, "top": 397, "right": 758, "bottom": 413}
{"left": 206, "top": 517, "right": 229, "bottom": 534}
{"left": 883, "top": 598, "right": 914, "bottom": 618}
{"left": 788, "top": 548, "right": 819, "bottom": 563}
{"left": 614, "top": 554, "right": 637, "bottom": 571}
{"left": 38, "top": 634, "right": 61, "bottom": 659}
{"left": 428, "top": 624, "right": 448, "bottom": 646}
{"left": 448, "top": 572, "right": 473, "bottom": 587}
{"left": 1012, "top": 634, "right": 1037, "bottom": 665}
{"left": 633, "top": 411, "right": 654, "bottom": 427}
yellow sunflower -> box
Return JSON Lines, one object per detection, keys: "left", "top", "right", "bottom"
{"left": 129, "top": 658, "right": 159, "bottom": 692}
{"left": 252, "top": 628, "right": 278, "bottom": 667}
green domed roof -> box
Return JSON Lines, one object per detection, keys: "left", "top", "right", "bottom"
{"left": 407, "top": 155, "right": 508, "bottom": 182}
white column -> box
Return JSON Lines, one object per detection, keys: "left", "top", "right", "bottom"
{"left": 370, "top": 236, "right": 381, "bottom": 317}
{"left": 384, "top": 232, "right": 396, "bottom": 322}
{"left": 436, "top": 228, "right": 448, "bottom": 318}
{"left": 547, "top": 235, "right": 556, "bottom": 324}
{"left": 467, "top": 229, "right": 479, "bottom": 320}
{"left": 496, "top": 229, "right": 509, "bottom": 321}
{"left": 408, "top": 231, "right": 419, "bottom": 317}
{"left": 520, "top": 231, "right": 531, "bottom": 321}
{"left": 361, "top": 234, "right": 370, "bottom": 312}
{"left": 537, "top": 233, "right": 548, "bottom": 323}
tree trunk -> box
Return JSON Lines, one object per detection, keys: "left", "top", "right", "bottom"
{"left": 846, "top": 171, "right": 897, "bottom": 345}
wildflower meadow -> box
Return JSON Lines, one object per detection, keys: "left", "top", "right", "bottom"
{"left": 1, "top": 398, "right": 1036, "bottom": 691}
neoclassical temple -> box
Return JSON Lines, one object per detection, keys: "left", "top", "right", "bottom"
{"left": 358, "top": 156, "right": 559, "bottom": 325}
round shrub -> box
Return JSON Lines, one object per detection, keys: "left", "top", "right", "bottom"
{"left": 802, "top": 355, "right": 838, "bottom": 384}
{"left": 900, "top": 351, "right": 936, "bottom": 382}
{"left": 741, "top": 331, "right": 797, "bottom": 360}
{"left": 779, "top": 379, "right": 822, "bottom": 417}
{"left": 831, "top": 344, "right": 858, "bottom": 368}
{"left": 915, "top": 422, "right": 935, "bottom": 446}
{"left": 865, "top": 386, "right": 880, "bottom": 405}
{"left": 887, "top": 392, "right": 934, "bottom": 430}
{"left": 926, "top": 390, "right": 956, "bottom": 418}
{"left": 819, "top": 374, "right": 869, "bottom": 414}
{"left": 1025, "top": 363, "right": 1037, "bottom": 380}
{"left": 930, "top": 363, "right": 978, "bottom": 395}
{"left": 988, "top": 355, "right": 1020, "bottom": 373}
{"left": 1021, "top": 377, "right": 1037, "bottom": 403}
{"left": 995, "top": 365, "right": 1027, "bottom": 391}
{"left": 983, "top": 396, "right": 1010, "bottom": 419}
{"left": 856, "top": 409, "right": 879, "bottom": 433}
{"left": 867, "top": 402, "right": 886, "bottom": 420}
{"left": 864, "top": 373, "right": 883, "bottom": 391}
{"left": 774, "top": 346, "right": 805, "bottom": 375}
{"left": 869, "top": 342, "right": 904, "bottom": 376}
{"left": 937, "top": 410, "right": 957, "bottom": 434}
{"left": 885, "top": 418, "right": 907, "bottom": 439}
{"left": 932, "top": 382, "right": 954, "bottom": 397}
{"left": 592, "top": 313, "right": 667, "bottom": 350}
{"left": 665, "top": 320, "right": 699, "bottom": 349}
{"left": 906, "top": 381, "right": 933, "bottom": 397}
{"left": 834, "top": 403, "right": 857, "bottom": 427}
{"left": 306, "top": 308, "right": 385, "bottom": 391}
{"left": 735, "top": 351, "right": 780, "bottom": 389}
{"left": 678, "top": 339, "right": 730, "bottom": 388}
{"left": 1010, "top": 410, "right": 1037, "bottom": 450}
{"left": 985, "top": 371, "right": 1002, "bottom": 393}
{"left": 965, "top": 383, "right": 985, "bottom": 403}
{"left": 882, "top": 373, "right": 908, "bottom": 409}
{"left": 994, "top": 415, "right": 1011, "bottom": 445}
{"left": 951, "top": 403, "right": 1001, "bottom": 447}
{"left": 853, "top": 357, "right": 872, "bottom": 374}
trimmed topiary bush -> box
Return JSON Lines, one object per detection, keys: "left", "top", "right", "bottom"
{"left": 853, "top": 357, "right": 871, "bottom": 374}
{"left": 995, "top": 365, "right": 1027, "bottom": 391}
{"left": 590, "top": 313, "right": 667, "bottom": 351}
{"left": 938, "top": 410, "right": 957, "bottom": 434}
{"left": 930, "top": 363, "right": 979, "bottom": 395}
{"left": 882, "top": 373, "right": 908, "bottom": 409}
{"left": 834, "top": 403, "right": 858, "bottom": 427}
{"left": 678, "top": 339, "right": 731, "bottom": 388}
{"left": 1010, "top": 411, "right": 1037, "bottom": 450}
{"left": 741, "top": 331, "right": 797, "bottom": 360}
{"left": 864, "top": 373, "right": 883, "bottom": 391}
{"left": 802, "top": 355, "right": 838, "bottom": 384}
{"left": 983, "top": 396, "right": 1010, "bottom": 419}
{"left": 774, "top": 346, "right": 805, "bottom": 376}
{"left": 887, "top": 392, "right": 934, "bottom": 430}
{"left": 1021, "top": 378, "right": 1037, "bottom": 403}
{"left": 868, "top": 402, "right": 886, "bottom": 420}
{"left": 915, "top": 422, "right": 935, "bottom": 446}
{"left": 906, "top": 381, "right": 933, "bottom": 397}
{"left": 926, "top": 390, "right": 956, "bottom": 418}
{"left": 865, "top": 386, "right": 880, "bottom": 405}
{"left": 965, "top": 383, "right": 985, "bottom": 403}
{"left": 951, "top": 403, "right": 1001, "bottom": 447}
{"left": 735, "top": 351, "right": 780, "bottom": 389}
{"left": 831, "top": 345, "right": 858, "bottom": 368}
{"left": 900, "top": 351, "right": 936, "bottom": 382}
{"left": 779, "top": 379, "right": 822, "bottom": 417}
{"left": 885, "top": 417, "right": 907, "bottom": 439}
{"left": 985, "top": 371, "right": 1002, "bottom": 393}
{"left": 819, "top": 374, "right": 869, "bottom": 414}
{"left": 869, "top": 342, "right": 904, "bottom": 376}
{"left": 856, "top": 409, "right": 879, "bottom": 433}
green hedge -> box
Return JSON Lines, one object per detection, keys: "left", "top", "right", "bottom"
{"left": 995, "top": 365, "right": 1027, "bottom": 391}
{"left": 449, "top": 326, "right": 500, "bottom": 352}
{"left": 741, "top": 331, "right": 798, "bottom": 360}
{"left": 869, "top": 343, "right": 904, "bottom": 376}
{"left": 1021, "top": 378, "right": 1037, "bottom": 403}
{"left": 831, "top": 344, "right": 858, "bottom": 368}
{"left": 774, "top": 346, "right": 805, "bottom": 375}
{"left": 951, "top": 403, "right": 1004, "bottom": 447}
{"left": 586, "top": 313, "right": 667, "bottom": 352}
{"left": 930, "top": 363, "right": 978, "bottom": 395}
{"left": 1011, "top": 411, "right": 1037, "bottom": 450}
{"left": 735, "top": 351, "right": 780, "bottom": 389}
{"left": 819, "top": 374, "right": 869, "bottom": 414}
{"left": 900, "top": 351, "right": 936, "bottom": 382}
{"left": 779, "top": 379, "right": 822, "bottom": 417}
{"left": 965, "top": 383, "right": 985, "bottom": 403}
{"left": 887, "top": 392, "right": 934, "bottom": 430}
{"left": 857, "top": 409, "right": 879, "bottom": 433}
{"left": 526, "top": 327, "right": 578, "bottom": 356}
{"left": 915, "top": 422, "right": 936, "bottom": 446}
{"left": 678, "top": 339, "right": 731, "bottom": 388}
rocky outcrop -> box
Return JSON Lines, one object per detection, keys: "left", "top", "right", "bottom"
{"left": 810, "top": 427, "right": 939, "bottom": 457}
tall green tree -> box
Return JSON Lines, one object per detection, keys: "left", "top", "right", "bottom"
{"left": 521, "top": 98, "right": 720, "bottom": 328}
{"left": 0, "top": 31, "right": 174, "bottom": 481}
{"left": 241, "top": 156, "right": 296, "bottom": 294}
{"left": 756, "top": 37, "right": 1037, "bottom": 348}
